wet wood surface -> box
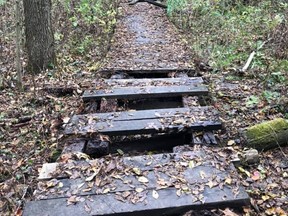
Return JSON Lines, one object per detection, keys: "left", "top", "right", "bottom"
{"left": 25, "top": 151, "right": 250, "bottom": 216}
{"left": 82, "top": 85, "right": 208, "bottom": 101}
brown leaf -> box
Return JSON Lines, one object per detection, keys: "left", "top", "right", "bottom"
{"left": 221, "top": 208, "right": 240, "bottom": 216}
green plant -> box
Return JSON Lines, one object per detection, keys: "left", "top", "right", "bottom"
{"left": 246, "top": 95, "right": 260, "bottom": 107}
{"left": 262, "top": 90, "right": 280, "bottom": 103}
{"left": 167, "top": 0, "right": 288, "bottom": 72}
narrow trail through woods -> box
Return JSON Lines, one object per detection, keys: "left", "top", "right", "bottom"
{"left": 103, "top": 2, "right": 192, "bottom": 70}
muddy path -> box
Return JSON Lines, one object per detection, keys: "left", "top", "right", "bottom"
{"left": 103, "top": 2, "right": 193, "bottom": 71}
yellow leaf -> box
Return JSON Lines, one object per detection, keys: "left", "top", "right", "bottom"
{"left": 225, "top": 178, "right": 232, "bottom": 185}
{"left": 227, "top": 140, "right": 235, "bottom": 146}
{"left": 262, "top": 195, "right": 270, "bottom": 201}
{"left": 132, "top": 167, "right": 141, "bottom": 175}
{"left": 135, "top": 188, "right": 144, "bottom": 193}
{"left": 238, "top": 167, "right": 250, "bottom": 177}
{"left": 58, "top": 182, "right": 64, "bottom": 188}
{"left": 189, "top": 160, "right": 195, "bottom": 168}
{"left": 103, "top": 188, "right": 110, "bottom": 194}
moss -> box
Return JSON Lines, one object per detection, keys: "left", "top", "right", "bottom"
{"left": 245, "top": 118, "right": 288, "bottom": 150}
{"left": 49, "top": 149, "right": 62, "bottom": 162}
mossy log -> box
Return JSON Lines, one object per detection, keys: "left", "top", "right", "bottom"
{"left": 244, "top": 118, "right": 288, "bottom": 151}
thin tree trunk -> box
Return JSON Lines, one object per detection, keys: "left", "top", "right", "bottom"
{"left": 16, "top": 0, "right": 22, "bottom": 89}
{"left": 23, "top": 0, "right": 56, "bottom": 74}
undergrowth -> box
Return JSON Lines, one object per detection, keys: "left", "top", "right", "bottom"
{"left": 167, "top": 0, "right": 288, "bottom": 76}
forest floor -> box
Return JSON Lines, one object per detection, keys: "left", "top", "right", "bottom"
{"left": 0, "top": 1, "right": 288, "bottom": 216}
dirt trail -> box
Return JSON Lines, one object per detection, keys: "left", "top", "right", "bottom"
{"left": 103, "top": 2, "right": 192, "bottom": 70}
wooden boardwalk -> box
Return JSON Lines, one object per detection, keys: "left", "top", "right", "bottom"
{"left": 23, "top": 2, "right": 250, "bottom": 215}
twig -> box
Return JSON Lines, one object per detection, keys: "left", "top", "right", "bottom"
{"left": 240, "top": 38, "right": 271, "bottom": 73}
{"left": 241, "top": 51, "right": 256, "bottom": 73}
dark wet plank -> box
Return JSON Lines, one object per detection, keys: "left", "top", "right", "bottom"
{"left": 39, "top": 151, "right": 205, "bottom": 180}
{"left": 36, "top": 165, "right": 229, "bottom": 199}
{"left": 26, "top": 150, "right": 250, "bottom": 216}
{"left": 82, "top": 85, "right": 208, "bottom": 101}
{"left": 24, "top": 185, "right": 249, "bottom": 216}
{"left": 65, "top": 118, "right": 222, "bottom": 136}
{"left": 100, "top": 68, "right": 195, "bottom": 75}
{"left": 68, "top": 107, "right": 218, "bottom": 123}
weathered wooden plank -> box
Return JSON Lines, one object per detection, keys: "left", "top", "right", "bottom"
{"left": 82, "top": 85, "right": 208, "bottom": 101}
{"left": 35, "top": 164, "right": 230, "bottom": 200}
{"left": 38, "top": 151, "right": 205, "bottom": 180}
{"left": 24, "top": 185, "right": 249, "bottom": 216}
{"left": 65, "top": 118, "right": 222, "bottom": 136}
{"left": 26, "top": 150, "right": 250, "bottom": 216}
{"left": 65, "top": 107, "right": 221, "bottom": 136}
{"left": 69, "top": 107, "right": 218, "bottom": 123}
{"left": 104, "top": 77, "right": 203, "bottom": 87}
{"left": 100, "top": 68, "right": 195, "bottom": 75}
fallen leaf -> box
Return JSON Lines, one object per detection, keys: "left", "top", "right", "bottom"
{"left": 199, "top": 171, "right": 206, "bottom": 179}
{"left": 67, "top": 195, "right": 78, "bottom": 205}
{"left": 251, "top": 171, "right": 260, "bottom": 181}
{"left": 152, "top": 190, "right": 159, "bottom": 199}
{"left": 227, "top": 140, "right": 235, "bottom": 146}
{"left": 225, "top": 178, "right": 232, "bottom": 185}
{"left": 63, "top": 117, "right": 70, "bottom": 124}
{"left": 135, "top": 187, "right": 144, "bottom": 193}
{"left": 138, "top": 176, "right": 149, "bottom": 183}
{"left": 221, "top": 208, "right": 240, "bottom": 216}
{"left": 132, "top": 167, "right": 141, "bottom": 175}
{"left": 85, "top": 172, "right": 97, "bottom": 182}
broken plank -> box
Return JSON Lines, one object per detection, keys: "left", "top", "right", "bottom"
{"left": 82, "top": 85, "right": 208, "bottom": 101}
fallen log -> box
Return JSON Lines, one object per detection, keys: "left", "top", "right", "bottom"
{"left": 243, "top": 118, "right": 288, "bottom": 151}
{"left": 129, "top": 0, "right": 167, "bottom": 8}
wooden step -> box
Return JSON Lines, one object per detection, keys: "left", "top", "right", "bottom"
{"left": 24, "top": 149, "right": 250, "bottom": 216}
{"left": 100, "top": 68, "right": 195, "bottom": 75}
{"left": 82, "top": 85, "right": 208, "bottom": 101}
{"left": 103, "top": 77, "right": 203, "bottom": 87}
{"left": 64, "top": 107, "right": 222, "bottom": 136}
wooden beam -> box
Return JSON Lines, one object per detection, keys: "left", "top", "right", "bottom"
{"left": 82, "top": 85, "right": 208, "bottom": 101}
{"left": 65, "top": 107, "right": 221, "bottom": 137}
{"left": 104, "top": 77, "right": 203, "bottom": 87}
{"left": 68, "top": 107, "right": 218, "bottom": 123}
{"left": 99, "top": 68, "right": 195, "bottom": 75}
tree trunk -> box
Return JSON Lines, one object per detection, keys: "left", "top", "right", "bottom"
{"left": 23, "top": 0, "right": 56, "bottom": 74}
{"left": 243, "top": 118, "right": 288, "bottom": 151}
